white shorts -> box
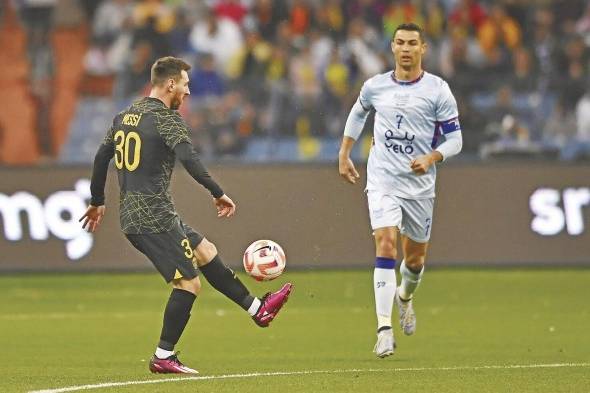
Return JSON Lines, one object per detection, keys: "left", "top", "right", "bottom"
{"left": 366, "top": 190, "right": 434, "bottom": 243}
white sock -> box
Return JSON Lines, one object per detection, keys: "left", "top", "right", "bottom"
{"left": 374, "top": 258, "right": 397, "bottom": 331}
{"left": 399, "top": 260, "right": 424, "bottom": 300}
{"left": 247, "top": 297, "right": 261, "bottom": 316}
{"left": 155, "top": 347, "right": 174, "bottom": 359}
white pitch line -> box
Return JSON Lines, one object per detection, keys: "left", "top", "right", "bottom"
{"left": 28, "top": 362, "right": 590, "bottom": 393}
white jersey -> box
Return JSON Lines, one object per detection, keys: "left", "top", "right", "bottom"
{"left": 359, "top": 71, "right": 460, "bottom": 199}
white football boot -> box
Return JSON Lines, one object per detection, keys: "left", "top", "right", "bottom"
{"left": 395, "top": 289, "right": 416, "bottom": 336}
{"left": 373, "top": 328, "right": 395, "bottom": 358}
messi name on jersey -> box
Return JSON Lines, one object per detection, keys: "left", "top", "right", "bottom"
{"left": 122, "top": 113, "right": 143, "bottom": 127}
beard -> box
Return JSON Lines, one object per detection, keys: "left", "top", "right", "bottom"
{"left": 170, "top": 92, "right": 184, "bottom": 110}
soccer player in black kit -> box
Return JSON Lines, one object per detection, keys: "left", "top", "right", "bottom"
{"left": 80, "top": 56, "right": 293, "bottom": 374}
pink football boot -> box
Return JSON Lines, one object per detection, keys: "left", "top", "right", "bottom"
{"left": 252, "top": 283, "right": 293, "bottom": 327}
{"left": 149, "top": 353, "right": 198, "bottom": 374}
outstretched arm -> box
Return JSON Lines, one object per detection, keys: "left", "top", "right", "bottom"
{"left": 80, "top": 143, "right": 113, "bottom": 231}
{"left": 339, "top": 100, "right": 370, "bottom": 184}
{"left": 174, "top": 142, "right": 224, "bottom": 198}
{"left": 174, "top": 142, "right": 235, "bottom": 218}
{"left": 339, "top": 136, "right": 360, "bottom": 184}
{"left": 90, "top": 143, "right": 114, "bottom": 206}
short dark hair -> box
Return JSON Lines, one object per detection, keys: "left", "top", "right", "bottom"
{"left": 392, "top": 23, "right": 425, "bottom": 42}
{"left": 150, "top": 56, "right": 191, "bottom": 86}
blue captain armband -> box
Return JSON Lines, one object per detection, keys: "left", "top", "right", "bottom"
{"left": 440, "top": 117, "right": 461, "bottom": 134}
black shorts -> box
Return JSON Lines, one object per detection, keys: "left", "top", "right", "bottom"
{"left": 126, "top": 222, "right": 204, "bottom": 283}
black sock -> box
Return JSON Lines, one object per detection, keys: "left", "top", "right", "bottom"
{"left": 158, "top": 288, "right": 196, "bottom": 351}
{"left": 199, "top": 255, "right": 254, "bottom": 311}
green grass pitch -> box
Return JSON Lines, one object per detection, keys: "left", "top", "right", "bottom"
{"left": 2, "top": 269, "right": 589, "bottom": 392}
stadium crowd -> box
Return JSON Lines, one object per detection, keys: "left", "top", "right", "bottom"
{"left": 3, "top": 0, "right": 590, "bottom": 163}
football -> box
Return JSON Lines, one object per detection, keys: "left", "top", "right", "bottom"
{"left": 243, "top": 239, "right": 286, "bottom": 281}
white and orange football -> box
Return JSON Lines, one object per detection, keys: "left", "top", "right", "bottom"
{"left": 243, "top": 240, "right": 286, "bottom": 281}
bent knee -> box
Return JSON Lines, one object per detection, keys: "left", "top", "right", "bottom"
{"left": 173, "top": 277, "right": 201, "bottom": 295}
{"left": 194, "top": 238, "right": 217, "bottom": 266}
{"left": 375, "top": 237, "right": 397, "bottom": 259}
{"left": 404, "top": 254, "right": 426, "bottom": 270}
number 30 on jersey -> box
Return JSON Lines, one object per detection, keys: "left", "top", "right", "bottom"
{"left": 114, "top": 130, "right": 142, "bottom": 171}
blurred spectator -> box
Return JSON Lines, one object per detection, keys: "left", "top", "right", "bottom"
{"left": 290, "top": 44, "right": 325, "bottom": 137}
{"left": 133, "top": 13, "right": 171, "bottom": 59}
{"left": 290, "top": 45, "right": 321, "bottom": 105}
{"left": 323, "top": 47, "right": 349, "bottom": 136}
{"left": 189, "top": 53, "right": 225, "bottom": 103}
{"left": 439, "top": 25, "right": 483, "bottom": 93}
{"left": 575, "top": 2, "right": 590, "bottom": 46}
{"left": 480, "top": 85, "right": 535, "bottom": 159}
{"left": 529, "top": 7, "right": 556, "bottom": 92}
{"left": 78, "top": 0, "right": 102, "bottom": 22}
{"left": 309, "top": 28, "right": 334, "bottom": 75}
{"left": 289, "top": 0, "right": 312, "bottom": 37}
{"left": 264, "top": 46, "right": 292, "bottom": 136}
{"left": 345, "top": 0, "right": 386, "bottom": 30}
{"left": 455, "top": 97, "right": 484, "bottom": 153}
{"left": 84, "top": 0, "right": 132, "bottom": 76}
{"left": 251, "top": 0, "right": 288, "bottom": 39}
{"left": 229, "top": 29, "right": 273, "bottom": 101}
{"left": 575, "top": 90, "right": 590, "bottom": 142}
{"left": 553, "top": 0, "right": 587, "bottom": 31}
{"left": 213, "top": 0, "right": 248, "bottom": 25}
{"left": 555, "top": 36, "right": 588, "bottom": 111}
{"left": 449, "top": 0, "right": 487, "bottom": 34}
{"left": 324, "top": 48, "right": 349, "bottom": 99}
{"left": 210, "top": 92, "right": 251, "bottom": 156}
{"left": 274, "top": 19, "right": 294, "bottom": 49}
{"left": 561, "top": 89, "right": 590, "bottom": 160}
{"left": 382, "top": 0, "right": 424, "bottom": 40}
{"left": 344, "top": 17, "right": 383, "bottom": 78}
{"left": 108, "top": 12, "right": 170, "bottom": 102}
{"left": 188, "top": 84, "right": 257, "bottom": 157}
{"left": 315, "top": 0, "right": 346, "bottom": 39}
{"left": 132, "top": 0, "right": 175, "bottom": 35}
{"left": 189, "top": 9, "right": 243, "bottom": 77}
{"left": 542, "top": 97, "right": 577, "bottom": 150}
{"left": 423, "top": 0, "right": 446, "bottom": 42}
{"left": 113, "top": 39, "right": 154, "bottom": 100}
{"left": 18, "top": 0, "right": 57, "bottom": 160}
{"left": 561, "top": 60, "right": 587, "bottom": 112}
{"left": 166, "top": 6, "right": 193, "bottom": 56}
{"left": 477, "top": 4, "right": 521, "bottom": 67}
{"left": 92, "top": 0, "right": 132, "bottom": 45}
{"left": 493, "top": 85, "right": 530, "bottom": 143}
{"left": 508, "top": 47, "right": 537, "bottom": 93}
{"left": 266, "top": 45, "right": 289, "bottom": 83}
{"left": 84, "top": 38, "right": 112, "bottom": 76}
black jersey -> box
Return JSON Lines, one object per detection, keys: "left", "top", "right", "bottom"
{"left": 90, "top": 97, "right": 223, "bottom": 234}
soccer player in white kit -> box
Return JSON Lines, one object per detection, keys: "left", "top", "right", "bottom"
{"left": 338, "top": 23, "right": 463, "bottom": 358}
